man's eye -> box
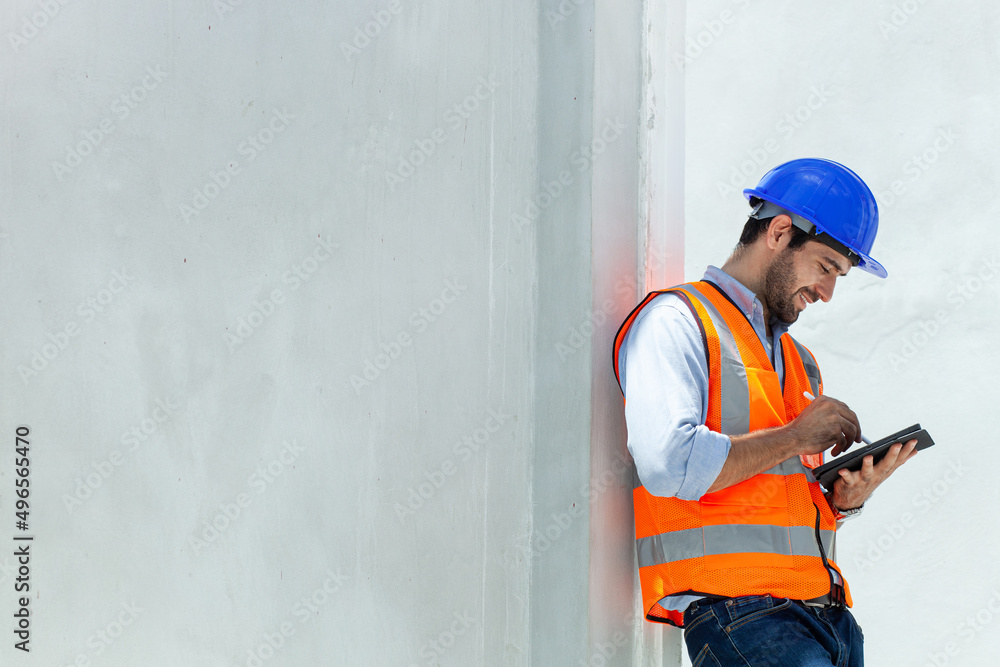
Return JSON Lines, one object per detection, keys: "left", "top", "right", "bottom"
{"left": 821, "top": 265, "right": 831, "bottom": 275}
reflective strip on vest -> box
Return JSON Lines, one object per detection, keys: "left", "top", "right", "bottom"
{"left": 674, "top": 285, "right": 750, "bottom": 436}
{"left": 762, "top": 457, "right": 816, "bottom": 483}
{"left": 637, "top": 525, "right": 836, "bottom": 568}
{"left": 789, "top": 336, "right": 821, "bottom": 399}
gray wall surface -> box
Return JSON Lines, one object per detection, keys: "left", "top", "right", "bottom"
{"left": 0, "top": 0, "right": 681, "bottom": 665}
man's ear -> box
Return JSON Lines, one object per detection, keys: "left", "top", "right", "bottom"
{"left": 766, "top": 214, "right": 795, "bottom": 251}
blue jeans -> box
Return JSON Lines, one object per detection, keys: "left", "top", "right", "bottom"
{"left": 683, "top": 595, "right": 864, "bottom": 666}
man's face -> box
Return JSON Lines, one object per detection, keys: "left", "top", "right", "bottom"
{"left": 762, "top": 239, "right": 851, "bottom": 324}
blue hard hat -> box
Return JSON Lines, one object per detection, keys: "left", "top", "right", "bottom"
{"left": 743, "top": 158, "right": 886, "bottom": 278}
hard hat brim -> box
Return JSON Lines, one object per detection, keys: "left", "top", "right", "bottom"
{"left": 855, "top": 254, "right": 887, "bottom": 279}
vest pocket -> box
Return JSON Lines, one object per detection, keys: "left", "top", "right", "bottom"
{"left": 700, "top": 475, "right": 788, "bottom": 511}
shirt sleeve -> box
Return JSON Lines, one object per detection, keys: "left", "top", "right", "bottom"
{"left": 618, "top": 295, "right": 732, "bottom": 500}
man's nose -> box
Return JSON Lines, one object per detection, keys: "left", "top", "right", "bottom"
{"left": 815, "top": 275, "right": 836, "bottom": 302}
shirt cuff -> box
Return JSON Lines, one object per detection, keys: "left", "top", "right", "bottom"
{"left": 673, "top": 426, "right": 731, "bottom": 501}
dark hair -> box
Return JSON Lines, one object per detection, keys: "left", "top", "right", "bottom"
{"left": 737, "top": 216, "right": 811, "bottom": 250}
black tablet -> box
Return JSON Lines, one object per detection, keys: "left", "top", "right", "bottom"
{"left": 812, "top": 423, "right": 934, "bottom": 490}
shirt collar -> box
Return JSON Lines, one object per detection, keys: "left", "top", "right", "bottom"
{"left": 701, "top": 265, "right": 791, "bottom": 340}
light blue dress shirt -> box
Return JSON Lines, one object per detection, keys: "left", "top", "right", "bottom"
{"left": 617, "top": 265, "right": 792, "bottom": 500}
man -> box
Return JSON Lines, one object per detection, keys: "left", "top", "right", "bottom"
{"left": 612, "top": 158, "right": 918, "bottom": 666}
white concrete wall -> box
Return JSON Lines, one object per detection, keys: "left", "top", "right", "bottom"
{"left": 683, "top": 1, "right": 1000, "bottom": 665}
{"left": 0, "top": 1, "right": 681, "bottom": 665}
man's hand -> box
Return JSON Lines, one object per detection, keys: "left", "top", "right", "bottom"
{"left": 831, "top": 439, "right": 919, "bottom": 511}
{"left": 787, "top": 395, "right": 863, "bottom": 457}
{"left": 706, "top": 394, "right": 865, "bottom": 494}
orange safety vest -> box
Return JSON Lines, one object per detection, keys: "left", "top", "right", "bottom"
{"left": 613, "top": 281, "right": 852, "bottom": 627}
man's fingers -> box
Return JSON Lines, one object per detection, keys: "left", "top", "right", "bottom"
{"left": 835, "top": 416, "right": 859, "bottom": 446}
{"left": 841, "top": 407, "right": 862, "bottom": 443}
{"left": 834, "top": 429, "right": 848, "bottom": 452}
{"left": 890, "top": 439, "right": 919, "bottom": 467}
{"left": 859, "top": 454, "right": 875, "bottom": 481}
{"left": 876, "top": 440, "right": 917, "bottom": 472}
{"left": 877, "top": 442, "right": 904, "bottom": 469}
{"left": 821, "top": 396, "right": 860, "bottom": 440}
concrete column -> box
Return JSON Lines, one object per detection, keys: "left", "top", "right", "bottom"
{"left": 530, "top": 0, "right": 684, "bottom": 665}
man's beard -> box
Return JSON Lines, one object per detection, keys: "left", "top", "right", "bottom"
{"left": 762, "top": 247, "right": 816, "bottom": 324}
